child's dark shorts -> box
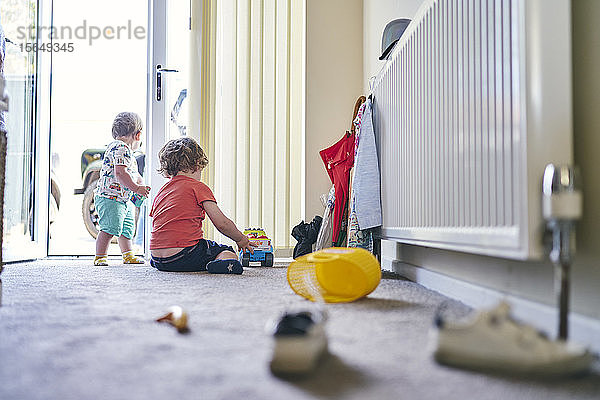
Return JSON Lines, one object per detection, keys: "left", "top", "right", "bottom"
{"left": 150, "top": 239, "right": 236, "bottom": 272}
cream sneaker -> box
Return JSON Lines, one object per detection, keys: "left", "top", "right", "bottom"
{"left": 432, "top": 302, "right": 593, "bottom": 377}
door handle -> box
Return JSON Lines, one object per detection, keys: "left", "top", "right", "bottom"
{"left": 156, "top": 65, "right": 179, "bottom": 101}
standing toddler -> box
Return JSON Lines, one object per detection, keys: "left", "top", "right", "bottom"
{"left": 94, "top": 112, "right": 151, "bottom": 266}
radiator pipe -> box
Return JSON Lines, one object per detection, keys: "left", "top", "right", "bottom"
{"left": 542, "top": 164, "right": 582, "bottom": 341}
{"left": 549, "top": 220, "right": 574, "bottom": 340}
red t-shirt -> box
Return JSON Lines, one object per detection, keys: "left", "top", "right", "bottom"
{"left": 149, "top": 175, "right": 216, "bottom": 249}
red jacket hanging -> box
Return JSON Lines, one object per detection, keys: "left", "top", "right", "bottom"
{"left": 319, "top": 131, "right": 355, "bottom": 242}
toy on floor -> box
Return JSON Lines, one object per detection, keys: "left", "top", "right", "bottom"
{"left": 156, "top": 305, "right": 189, "bottom": 333}
{"left": 287, "top": 247, "right": 381, "bottom": 303}
{"left": 239, "top": 228, "right": 274, "bottom": 267}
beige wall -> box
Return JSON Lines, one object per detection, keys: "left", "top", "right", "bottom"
{"left": 305, "top": 0, "right": 364, "bottom": 221}
{"left": 571, "top": 0, "right": 600, "bottom": 317}
{"left": 375, "top": 0, "right": 600, "bottom": 322}
{"left": 363, "top": 0, "right": 422, "bottom": 92}
{"left": 304, "top": 0, "right": 422, "bottom": 225}
{"left": 573, "top": 0, "right": 600, "bottom": 259}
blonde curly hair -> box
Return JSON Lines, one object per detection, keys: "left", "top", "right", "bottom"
{"left": 158, "top": 137, "right": 209, "bottom": 177}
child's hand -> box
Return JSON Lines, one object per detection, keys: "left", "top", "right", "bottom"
{"left": 237, "top": 236, "right": 258, "bottom": 254}
{"left": 135, "top": 185, "right": 151, "bottom": 197}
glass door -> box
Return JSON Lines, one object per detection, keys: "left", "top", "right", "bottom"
{"left": 0, "top": 0, "right": 51, "bottom": 261}
{"left": 48, "top": 0, "right": 148, "bottom": 255}
{"left": 145, "top": 0, "right": 191, "bottom": 252}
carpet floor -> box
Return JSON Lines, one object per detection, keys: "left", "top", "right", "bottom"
{"left": 0, "top": 258, "right": 598, "bottom": 400}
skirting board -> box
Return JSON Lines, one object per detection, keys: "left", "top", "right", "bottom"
{"left": 382, "top": 256, "right": 600, "bottom": 353}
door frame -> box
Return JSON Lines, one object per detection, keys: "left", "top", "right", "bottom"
{"left": 2, "top": 0, "right": 52, "bottom": 262}
{"left": 144, "top": 0, "right": 172, "bottom": 256}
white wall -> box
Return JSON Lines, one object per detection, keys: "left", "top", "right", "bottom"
{"left": 363, "top": 0, "right": 423, "bottom": 92}
{"left": 305, "top": 0, "right": 364, "bottom": 222}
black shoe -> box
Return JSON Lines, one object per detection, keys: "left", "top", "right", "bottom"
{"left": 206, "top": 259, "right": 243, "bottom": 275}
{"left": 268, "top": 311, "right": 328, "bottom": 374}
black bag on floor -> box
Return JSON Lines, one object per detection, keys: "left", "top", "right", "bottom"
{"left": 292, "top": 216, "right": 323, "bottom": 259}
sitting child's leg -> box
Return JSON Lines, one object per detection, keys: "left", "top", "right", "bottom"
{"left": 206, "top": 258, "right": 243, "bottom": 274}
{"left": 205, "top": 243, "right": 243, "bottom": 275}
{"left": 216, "top": 250, "right": 238, "bottom": 260}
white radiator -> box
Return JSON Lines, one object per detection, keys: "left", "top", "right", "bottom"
{"left": 372, "top": 0, "right": 573, "bottom": 260}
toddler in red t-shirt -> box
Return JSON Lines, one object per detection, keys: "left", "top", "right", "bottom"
{"left": 149, "top": 137, "right": 256, "bottom": 273}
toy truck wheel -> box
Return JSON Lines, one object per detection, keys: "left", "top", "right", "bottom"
{"left": 241, "top": 253, "right": 251, "bottom": 268}
{"left": 264, "top": 252, "right": 274, "bottom": 267}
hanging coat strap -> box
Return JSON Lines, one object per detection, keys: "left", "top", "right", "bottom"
{"left": 350, "top": 96, "right": 366, "bottom": 135}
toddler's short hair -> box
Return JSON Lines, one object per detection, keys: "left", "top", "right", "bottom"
{"left": 112, "top": 112, "right": 143, "bottom": 139}
{"left": 158, "top": 137, "right": 209, "bottom": 177}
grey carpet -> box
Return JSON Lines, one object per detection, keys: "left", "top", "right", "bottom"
{"left": 0, "top": 259, "right": 598, "bottom": 400}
